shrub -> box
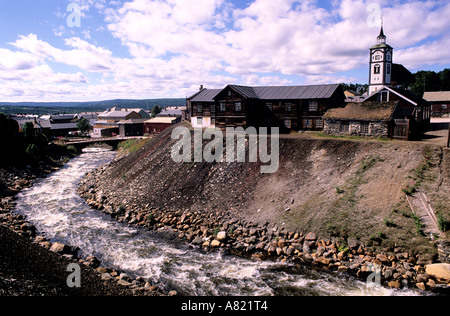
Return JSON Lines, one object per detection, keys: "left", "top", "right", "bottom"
{"left": 437, "top": 213, "right": 449, "bottom": 232}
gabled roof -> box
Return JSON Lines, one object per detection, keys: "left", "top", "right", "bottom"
{"left": 188, "top": 88, "right": 222, "bottom": 102}
{"left": 364, "top": 86, "right": 430, "bottom": 107}
{"left": 98, "top": 111, "right": 140, "bottom": 118}
{"left": 323, "top": 101, "right": 400, "bottom": 121}
{"left": 213, "top": 84, "right": 341, "bottom": 100}
{"left": 423, "top": 91, "right": 450, "bottom": 102}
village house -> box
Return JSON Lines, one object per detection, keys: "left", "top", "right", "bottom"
{"left": 423, "top": 91, "right": 450, "bottom": 116}
{"left": 13, "top": 116, "right": 52, "bottom": 138}
{"left": 93, "top": 108, "right": 144, "bottom": 137}
{"left": 186, "top": 84, "right": 345, "bottom": 132}
{"left": 48, "top": 114, "right": 79, "bottom": 137}
{"left": 323, "top": 101, "right": 405, "bottom": 139}
{"left": 144, "top": 116, "right": 181, "bottom": 135}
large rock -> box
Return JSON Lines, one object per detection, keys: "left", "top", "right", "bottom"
{"left": 425, "top": 263, "right": 450, "bottom": 283}
{"left": 50, "top": 242, "right": 79, "bottom": 256}
{"left": 305, "top": 232, "right": 316, "bottom": 241}
{"left": 216, "top": 231, "right": 227, "bottom": 242}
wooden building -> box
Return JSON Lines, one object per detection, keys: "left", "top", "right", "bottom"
{"left": 186, "top": 84, "right": 345, "bottom": 132}
{"left": 144, "top": 117, "right": 181, "bottom": 135}
{"left": 93, "top": 110, "right": 142, "bottom": 137}
{"left": 423, "top": 91, "right": 450, "bottom": 116}
{"left": 323, "top": 101, "right": 405, "bottom": 139}
{"left": 364, "top": 86, "right": 431, "bottom": 128}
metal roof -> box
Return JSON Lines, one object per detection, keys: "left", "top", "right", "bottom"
{"left": 188, "top": 84, "right": 341, "bottom": 102}
{"left": 189, "top": 89, "right": 222, "bottom": 102}
{"left": 252, "top": 84, "right": 340, "bottom": 100}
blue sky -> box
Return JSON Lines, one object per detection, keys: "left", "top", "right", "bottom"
{"left": 0, "top": 0, "right": 449, "bottom": 101}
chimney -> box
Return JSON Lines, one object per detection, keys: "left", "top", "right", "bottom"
{"left": 199, "top": 85, "right": 204, "bottom": 91}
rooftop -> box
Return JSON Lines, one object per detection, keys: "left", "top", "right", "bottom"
{"left": 188, "top": 84, "right": 342, "bottom": 102}
{"left": 324, "top": 101, "right": 400, "bottom": 121}
{"left": 423, "top": 91, "right": 450, "bottom": 102}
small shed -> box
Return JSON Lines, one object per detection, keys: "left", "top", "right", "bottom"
{"left": 144, "top": 117, "right": 181, "bottom": 135}
{"left": 118, "top": 119, "right": 145, "bottom": 137}
{"left": 323, "top": 101, "right": 403, "bottom": 139}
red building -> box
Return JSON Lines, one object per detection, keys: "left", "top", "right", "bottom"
{"left": 144, "top": 117, "right": 181, "bottom": 135}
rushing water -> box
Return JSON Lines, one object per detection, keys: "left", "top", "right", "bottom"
{"left": 13, "top": 148, "right": 422, "bottom": 296}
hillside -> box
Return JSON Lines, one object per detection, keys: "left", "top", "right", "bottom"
{"left": 81, "top": 123, "right": 449, "bottom": 255}
{"left": 0, "top": 98, "right": 185, "bottom": 115}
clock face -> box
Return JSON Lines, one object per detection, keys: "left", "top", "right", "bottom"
{"left": 372, "top": 51, "right": 383, "bottom": 62}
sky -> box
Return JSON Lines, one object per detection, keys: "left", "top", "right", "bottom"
{"left": 0, "top": 0, "right": 450, "bottom": 102}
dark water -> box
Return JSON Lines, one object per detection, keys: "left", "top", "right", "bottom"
{"left": 13, "top": 148, "right": 421, "bottom": 296}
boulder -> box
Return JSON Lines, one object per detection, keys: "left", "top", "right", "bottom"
{"left": 192, "top": 236, "right": 203, "bottom": 245}
{"left": 210, "top": 240, "right": 221, "bottom": 247}
{"left": 315, "top": 257, "right": 331, "bottom": 265}
{"left": 347, "top": 238, "right": 359, "bottom": 249}
{"left": 305, "top": 232, "right": 316, "bottom": 241}
{"left": 216, "top": 231, "right": 227, "bottom": 242}
{"left": 425, "top": 263, "right": 450, "bottom": 283}
{"left": 388, "top": 280, "right": 402, "bottom": 289}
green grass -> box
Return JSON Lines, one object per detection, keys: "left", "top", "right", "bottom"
{"left": 118, "top": 138, "right": 151, "bottom": 154}
{"left": 313, "top": 132, "right": 392, "bottom": 142}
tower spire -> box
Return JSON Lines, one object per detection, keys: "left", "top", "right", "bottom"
{"left": 377, "top": 17, "right": 386, "bottom": 44}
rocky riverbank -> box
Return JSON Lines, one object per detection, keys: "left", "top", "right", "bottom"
{"left": 78, "top": 168, "right": 450, "bottom": 295}
{"left": 0, "top": 159, "right": 170, "bottom": 296}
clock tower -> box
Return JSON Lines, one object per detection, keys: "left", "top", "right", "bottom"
{"left": 369, "top": 24, "right": 393, "bottom": 95}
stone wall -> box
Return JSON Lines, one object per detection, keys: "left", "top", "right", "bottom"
{"left": 324, "top": 119, "right": 390, "bottom": 138}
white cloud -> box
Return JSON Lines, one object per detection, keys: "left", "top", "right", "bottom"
{"left": 2, "top": 0, "right": 450, "bottom": 101}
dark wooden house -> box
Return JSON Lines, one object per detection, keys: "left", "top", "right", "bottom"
{"left": 364, "top": 86, "right": 431, "bottom": 128}
{"left": 423, "top": 91, "right": 450, "bottom": 116}
{"left": 186, "top": 84, "right": 345, "bottom": 133}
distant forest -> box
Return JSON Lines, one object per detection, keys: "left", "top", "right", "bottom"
{"left": 0, "top": 98, "right": 186, "bottom": 115}
{"left": 342, "top": 68, "right": 450, "bottom": 97}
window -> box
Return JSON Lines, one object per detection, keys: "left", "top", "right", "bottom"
{"left": 211, "top": 118, "right": 216, "bottom": 126}
{"left": 219, "top": 102, "right": 226, "bottom": 112}
{"left": 387, "top": 64, "right": 391, "bottom": 75}
{"left": 381, "top": 91, "right": 389, "bottom": 102}
{"left": 211, "top": 104, "right": 215, "bottom": 113}
{"left": 309, "top": 100, "right": 318, "bottom": 112}
{"left": 340, "top": 121, "right": 349, "bottom": 133}
{"left": 315, "top": 119, "right": 323, "bottom": 129}
{"left": 361, "top": 122, "right": 370, "bottom": 135}
{"left": 284, "top": 118, "right": 291, "bottom": 129}
{"left": 197, "top": 104, "right": 203, "bottom": 113}
{"left": 235, "top": 102, "right": 242, "bottom": 112}
{"left": 197, "top": 117, "right": 203, "bottom": 126}
{"left": 266, "top": 102, "right": 273, "bottom": 111}
{"left": 374, "top": 64, "right": 381, "bottom": 74}
{"left": 284, "top": 102, "right": 292, "bottom": 112}
{"left": 304, "top": 119, "right": 312, "bottom": 129}
{"left": 228, "top": 90, "right": 232, "bottom": 97}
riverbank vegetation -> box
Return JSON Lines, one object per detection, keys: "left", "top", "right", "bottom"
{"left": 0, "top": 112, "right": 76, "bottom": 167}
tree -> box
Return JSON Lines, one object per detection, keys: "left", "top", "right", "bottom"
{"left": 151, "top": 105, "right": 162, "bottom": 118}
{"left": 76, "top": 117, "right": 91, "bottom": 134}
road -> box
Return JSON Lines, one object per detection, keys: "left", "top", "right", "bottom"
{"left": 420, "top": 118, "right": 450, "bottom": 147}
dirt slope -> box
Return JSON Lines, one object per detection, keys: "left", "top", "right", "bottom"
{"left": 86, "top": 123, "right": 448, "bottom": 252}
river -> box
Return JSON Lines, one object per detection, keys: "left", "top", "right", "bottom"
{"left": 13, "top": 147, "right": 422, "bottom": 296}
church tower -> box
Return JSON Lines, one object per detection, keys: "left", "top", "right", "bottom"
{"left": 369, "top": 23, "right": 393, "bottom": 95}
